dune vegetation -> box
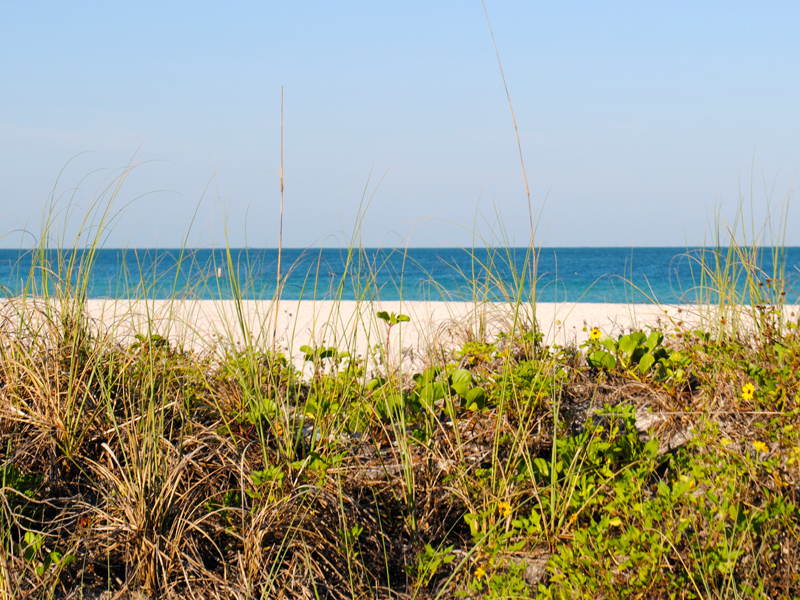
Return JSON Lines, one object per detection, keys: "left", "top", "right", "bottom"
{"left": 1, "top": 173, "right": 799, "bottom": 600}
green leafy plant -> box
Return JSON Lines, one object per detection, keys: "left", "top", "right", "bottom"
{"left": 376, "top": 311, "right": 411, "bottom": 327}
{"left": 585, "top": 330, "right": 678, "bottom": 379}
{"left": 15, "top": 531, "right": 75, "bottom": 577}
{"left": 448, "top": 368, "right": 488, "bottom": 412}
{"left": 412, "top": 543, "right": 455, "bottom": 588}
{"left": 376, "top": 311, "right": 410, "bottom": 372}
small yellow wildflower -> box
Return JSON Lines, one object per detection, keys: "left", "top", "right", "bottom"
{"left": 498, "top": 501, "right": 512, "bottom": 518}
{"left": 589, "top": 327, "right": 602, "bottom": 340}
{"left": 753, "top": 440, "right": 769, "bottom": 454}
{"left": 720, "top": 438, "right": 732, "bottom": 446}
{"left": 741, "top": 382, "right": 756, "bottom": 401}
{"left": 474, "top": 565, "right": 486, "bottom": 581}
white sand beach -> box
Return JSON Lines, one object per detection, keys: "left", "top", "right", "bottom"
{"left": 77, "top": 298, "right": 798, "bottom": 375}
{"left": 81, "top": 299, "right": 730, "bottom": 371}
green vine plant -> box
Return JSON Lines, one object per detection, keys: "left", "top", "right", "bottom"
{"left": 376, "top": 310, "right": 410, "bottom": 374}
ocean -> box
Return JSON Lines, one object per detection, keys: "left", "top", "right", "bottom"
{"left": 1, "top": 247, "right": 798, "bottom": 304}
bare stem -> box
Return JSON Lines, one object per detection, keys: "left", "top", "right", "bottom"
{"left": 481, "top": 0, "right": 532, "bottom": 242}
{"left": 272, "top": 86, "right": 283, "bottom": 355}
{"left": 272, "top": 86, "right": 284, "bottom": 352}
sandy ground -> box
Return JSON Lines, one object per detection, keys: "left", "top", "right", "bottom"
{"left": 78, "top": 299, "right": 732, "bottom": 372}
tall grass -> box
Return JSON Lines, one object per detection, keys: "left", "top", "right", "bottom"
{"left": 1, "top": 157, "right": 799, "bottom": 600}
{"left": 680, "top": 173, "right": 795, "bottom": 343}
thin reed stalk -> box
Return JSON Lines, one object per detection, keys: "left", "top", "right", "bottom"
{"left": 273, "top": 86, "right": 285, "bottom": 353}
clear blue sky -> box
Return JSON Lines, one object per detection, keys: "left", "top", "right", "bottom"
{"left": 1, "top": 1, "right": 798, "bottom": 248}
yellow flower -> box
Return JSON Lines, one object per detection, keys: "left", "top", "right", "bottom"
{"left": 720, "top": 438, "right": 732, "bottom": 446}
{"left": 741, "top": 382, "right": 755, "bottom": 401}
{"left": 753, "top": 440, "right": 769, "bottom": 454}
{"left": 474, "top": 565, "right": 486, "bottom": 581}
{"left": 498, "top": 501, "right": 512, "bottom": 517}
{"left": 589, "top": 327, "right": 602, "bottom": 340}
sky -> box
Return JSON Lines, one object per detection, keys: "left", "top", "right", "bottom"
{"left": 1, "top": 1, "right": 799, "bottom": 248}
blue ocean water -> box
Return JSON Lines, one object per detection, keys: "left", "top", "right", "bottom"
{"left": 0, "top": 247, "right": 798, "bottom": 304}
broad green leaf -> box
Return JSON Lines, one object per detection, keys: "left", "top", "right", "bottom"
{"left": 464, "top": 513, "right": 480, "bottom": 536}
{"left": 646, "top": 331, "right": 663, "bottom": 351}
{"left": 629, "top": 331, "right": 647, "bottom": 345}
{"left": 588, "top": 350, "right": 616, "bottom": 370}
{"left": 618, "top": 335, "right": 638, "bottom": 356}
{"left": 464, "top": 387, "right": 486, "bottom": 411}
{"left": 451, "top": 382, "right": 470, "bottom": 398}
{"left": 599, "top": 336, "right": 616, "bottom": 352}
{"left": 639, "top": 352, "right": 656, "bottom": 375}
{"left": 366, "top": 377, "right": 384, "bottom": 391}
{"left": 450, "top": 369, "right": 473, "bottom": 386}
{"left": 418, "top": 382, "right": 446, "bottom": 408}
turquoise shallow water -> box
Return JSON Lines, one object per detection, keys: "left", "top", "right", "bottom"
{"left": 1, "top": 247, "right": 798, "bottom": 303}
